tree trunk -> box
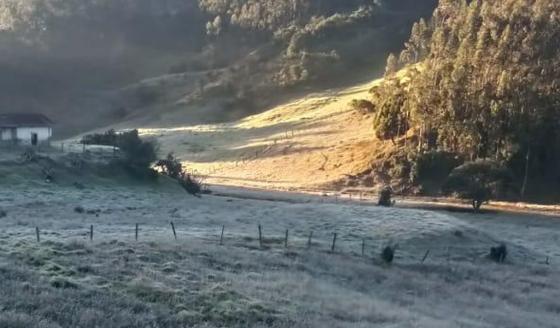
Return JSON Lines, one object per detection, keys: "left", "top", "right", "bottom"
{"left": 521, "top": 146, "right": 531, "bottom": 199}
{"left": 472, "top": 200, "right": 482, "bottom": 213}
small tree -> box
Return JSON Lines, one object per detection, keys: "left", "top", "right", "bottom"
{"left": 411, "top": 151, "right": 463, "bottom": 193}
{"left": 444, "top": 159, "right": 512, "bottom": 212}
{"left": 156, "top": 152, "right": 204, "bottom": 196}
{"left": 378, "top": 186, "right": 394, "bottom": 207}
{"left": 155, "top": 153, "right": 183, "bottom": 179}
{"left": 117, "top": 130, "right": 158, "bottom": 175}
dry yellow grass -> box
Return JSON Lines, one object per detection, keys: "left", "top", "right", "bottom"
{"left": 140, "top": 78, "right": 393, "bottom": 191}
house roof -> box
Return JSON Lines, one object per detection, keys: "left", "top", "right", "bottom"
{"left": 0, "top": 113, "right": 53, "bottom": 127}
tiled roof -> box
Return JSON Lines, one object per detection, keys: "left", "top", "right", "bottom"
{"left": 0, "top": 113, "right": 53, "bottom": 127}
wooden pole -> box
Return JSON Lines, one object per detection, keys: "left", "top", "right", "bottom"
{"left": 170, "top": 222, "right": 177, "bottom": 240}
{"left": 135, "top": 224, "right": 139, "bottom": 241}
{"left": 35, "top": 227, "right": 40, "bottom": 243}
{"left": 362, "top": 239, "right": 365, "bottom": 257}
{"left": 331, "top": 233, "right": 337, "bottom": 253}
{"left": 258, "top": 225, "right": 263, "bottom": 248}
{"left": 90, "top": 225, "right": 93, "bottom": 241}
{"left": 307, "top": 231, "right": 313, "bottom": 248}
{"left": 521, "top": 146, "right": 531, "bottom": 199}
{"left": 220, "top": 225, "right": 225, "bottom": 245}
{"left": 421, "top": 250, "right": 430, "bottom": 263}
{"left": 284, "top": 229, "right": 289, "bottom": 248}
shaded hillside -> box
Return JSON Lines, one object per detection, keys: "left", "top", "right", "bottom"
{"left": 0, "top": 0, "right": 437, "bottom": 136}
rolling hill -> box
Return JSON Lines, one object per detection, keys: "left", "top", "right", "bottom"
{"left": 0, "top": 0, "right": 437, "bottom": 136}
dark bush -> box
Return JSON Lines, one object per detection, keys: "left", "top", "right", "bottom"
{"left": 411, "top": 151, "right": 463, "bottom": 193}
{"left": 117, "top": 130, "right": 158, "bottom": 172}
{"left": 381, "top": 245, "right": 396, "bottom": 264}
{"left": 378, "top": 186, "right": 393, "bottom": 207}
{"left": 489, "top": 244, "right": 508, "bottom": 263}
{"left": 178, "top": 172, "right": 204, "bottom": 196}
{"left": 0, "top": 209, "right": 6, "bottom": 218}
{"left": 81, "top": 129, "right": 118, "bottom": 146}
{"left": 74, "top": 206, "right": 85, "bottom": 214}
{"left": 155, "top": 153, "right": 183, "bottom": 179}
{"left": 157, "top": 153, "right": 204, "bottom": 196}
{"left": 443, "top": 159, "right": 513, "bottom": 211}
{"left": 81, "top": 129, "right": 158, "bottom": 177}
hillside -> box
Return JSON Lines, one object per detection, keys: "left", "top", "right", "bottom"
{"left": 134, "top": 74, "right": 406, "bottom": 191}
{"left": 0, "top": 0, "right": 437, "bottom": 136}
{"left": 3, "top": 157, "right": 560, "bottom": 327}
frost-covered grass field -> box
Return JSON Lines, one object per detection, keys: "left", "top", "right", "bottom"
{"left": 0, "top": 181, "right": 559, "bottom": 328}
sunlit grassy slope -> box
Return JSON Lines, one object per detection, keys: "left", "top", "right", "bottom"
{"left": 139, "top": 76, "right": 395, "bottom": 191}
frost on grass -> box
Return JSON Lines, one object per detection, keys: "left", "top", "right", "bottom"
{"left": 0, "top": 183, "right": 559, "bottom": 327}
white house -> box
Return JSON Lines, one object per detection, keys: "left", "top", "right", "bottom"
{"left": 0, "top": 113, "right": 53, "bottom": 146}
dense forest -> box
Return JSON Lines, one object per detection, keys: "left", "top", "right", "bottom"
{"left": 0, "top": 0, "right": 436, "bottom": 134}
{"left": 370, "top": 0, "right": 560, "bottom": 200}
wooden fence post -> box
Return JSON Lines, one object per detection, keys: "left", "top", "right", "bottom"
{"left": 422, "top": 250, "right": 430, "bottom": 263}
{"left": 135, "top": 223, "right": 139, "bottom": 241}
{"left": 307, "top": 231, "right": 313, "bottom": 248}
{"left": 170, "top": 222, "right": 177, "bottom": 240}
{"left": 35, "top": 227, "right": 40, "bottom": 243}
{"left": 258, "top": 225, "right": 263, "bottom": 248}
{"left": 362, "top": 239, "right": 365, "bottom": 257}
{"left": 331, "top": 233, "right": 337, "bottom": 253}
{"left": 90, "top": 225, "right": 94, "bottom": 241}
{"left": 284, "top": 229, "right": 289, "bottom": 248}
{"left": 220, "top": 225, "right": 225, "bottom": 245}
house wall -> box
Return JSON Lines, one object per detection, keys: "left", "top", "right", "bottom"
{"left": 0, "top": 128, "right": 13, "bottom": 141}
{"left": 16, "top": 127, "right": 52, "bottom": 144}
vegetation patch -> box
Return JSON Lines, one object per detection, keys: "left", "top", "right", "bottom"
{"left": 444, "top": 160, "right": 513, "bottom": 211}
{"left": 369, "top": 0, "right": 560, "bottom": 200}
{"left": 193, "top": 284, "right": 279, "bottom": 326}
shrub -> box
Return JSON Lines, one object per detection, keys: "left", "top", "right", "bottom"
{"left": 381, "top": 244, "right": 397, "bottom": 264}
{"left": 20, "top": 149, "right": 38, "bottom": 163}
{"left": 0, "top": 209, "right": 6, "bottom": 218}
{"left": 82, "top": 129, "right": 158, "bottom": 177}
{"left": 444, "top": 159, "right": 513, "bottom": 211}
{"left": 411, "top": 151, "right": 463, "bottom": 193}
{"left": 117, "top": 130, "right": 158, "bottom": 172}
{"left": 81, "top": 129, "right": 118, "bottom": 146}
{"left": 349, "top": 99, "right": 375, "bottom": 114}
{"left": 489, "top": 244, "right": 508, "bottom": 263}
{"left": 155, "top": 153, "right": 183, "bottom": 179}
{"left": 378, "top": 186, "right": 393, "bottom": 207}
{"left": 157, "top": 153, "right": 205, "bottom": 196}
{"left": 178, "top": 172, "right": 204, "bottom": 196}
